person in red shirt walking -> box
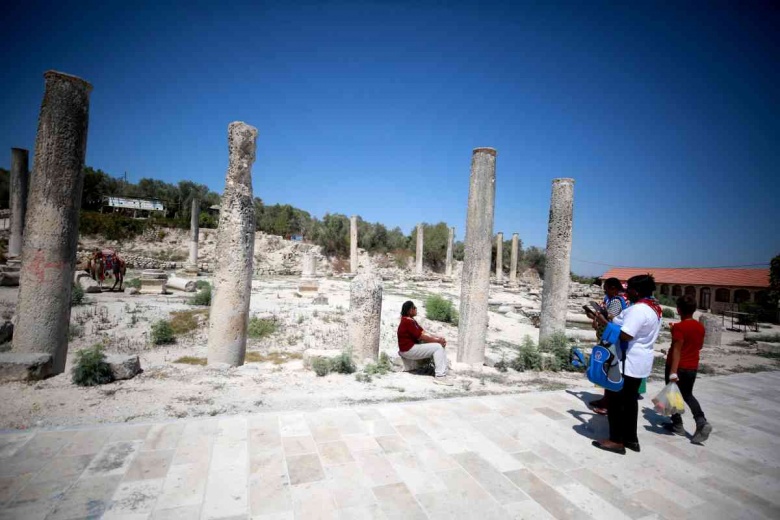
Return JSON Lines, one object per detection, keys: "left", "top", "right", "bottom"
{"left": 665, "top": 295, "right": 713, "bottom": 444}
{"left": 397, "top": 301, "right": 454, "bottom": 386}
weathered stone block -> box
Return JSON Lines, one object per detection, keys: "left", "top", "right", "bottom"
{"left": 699, "top": 314, "right": 723, "bottom": 347}
{"left": 166, "top": 277, "right": 197, "bottom": 292}
{"left": 756, "top": 342, "right": 780, "bottom": 354}
{"left": 312, "top": 295, "right": 329, "bottom": 305}
{"left": 105, "top": 354, "right": 141, "bottom": 380}
{"left": 0, "top": 352, "right": 54, "bottom": 382}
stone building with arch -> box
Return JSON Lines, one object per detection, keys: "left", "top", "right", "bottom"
{"left": 600, "top": 267, "right": 770, "bottom": 314}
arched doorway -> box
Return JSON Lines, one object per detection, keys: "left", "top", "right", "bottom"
{"left": 734, "top": 289, "right": 751, "bottom": 304}
{"left": 699, "top": 287, "right": 711, "bottom": 310}
{"left": 715, "top": 288, "right": 730, "bottom": 303}
{"left": 685, "top": 286, "right": 696, "bottom": 298}
{"left": 672, "top": 285, "right": 682, "bottom": 297}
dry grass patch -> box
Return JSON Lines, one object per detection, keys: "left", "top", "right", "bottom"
{"left": 170, "top": 309, "right": 209, "bottom": 335}
{"left": 245, "top": 351, "right": 303, "bottom": 364}
{"left": 174, "top": 356, "right": 207, "bottom": 365}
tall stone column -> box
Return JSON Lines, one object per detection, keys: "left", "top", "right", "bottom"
{"left": 7, "top": 148, "right": 29, "bottom": 263}
{"left": 495, "top": 232, "right": 503, "bottom": 282}
{"left": 348, "top": 273, "right": 383, "bottom": 362}
{"left": 207, "top": 122, "right": 257, "bottom": 367}
{"left": 509, "top": 233, "right": 519, "bottom": 285}
{"left": 457, "top": 148, "right": 496, "bottom": 365}
{"left": 539, "top": 178, "right": 575, "bottom": 342}
{"left": 415, "top": 223, "right": 424, "bottom": 275}
{"left": 13, "top": 71, "right": 92, "bottom": 375}
{"left": 350, "top": 215, "right": 358, "bottom": 274}
{"left": 445, "top": 226, "right": 454, "bottom": 277}
{"left": 185, "top": 198, "right": 200, "bottom": 274}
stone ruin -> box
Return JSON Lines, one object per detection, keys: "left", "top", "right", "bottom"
{"left": 539, "top": 178, "right": 575, "bottom": 342}
{"left": 207, "top": 121, "right": 257, "bottom": 367}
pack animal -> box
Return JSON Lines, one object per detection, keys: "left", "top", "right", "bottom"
{"left": 87, "top": 249, "right": 127, "bottom": 291}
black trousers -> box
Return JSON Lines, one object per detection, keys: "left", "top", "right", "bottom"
{"left": 605, "top": 375, "right": 643, "bottom": 444}
{"left": 665, "top": 365, "right": 706, "bottom": 425}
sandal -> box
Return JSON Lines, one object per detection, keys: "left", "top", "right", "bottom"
{"left": 592, "top": 440, "right": 626, "bottom": 455}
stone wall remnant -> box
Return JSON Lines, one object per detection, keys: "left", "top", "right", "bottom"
{"left": 539, "top": 178, "right": 575, "bottom": 342}
{"left": 457, "top": 148, "right": 496, "bottom": 365}
{"left": 348, "top": 273, "right": 383, "bottom": 362}
{"left": 207, "top": 122, "right": 258, "bottom": 367}
{"left": 13, "top": 71, "right": 92, "bottom": 375}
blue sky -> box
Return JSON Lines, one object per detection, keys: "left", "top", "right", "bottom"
{"left": 1, "top": 1, "right": 778, "bottom": 275}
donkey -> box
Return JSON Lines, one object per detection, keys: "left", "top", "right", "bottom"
{"left": 87, "top": 249, "right": 127, "bottom": 291}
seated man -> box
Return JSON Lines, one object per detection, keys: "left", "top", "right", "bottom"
{"left": 397, "top": 300, "right": 453, "bottom": 386}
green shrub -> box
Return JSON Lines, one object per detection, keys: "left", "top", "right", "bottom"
{"left": 190, "top": 283, "right": 212, "bottom": 306}
{"left": 538, "top": 332, "right": 572, "bottom": 372}
{"left": 126, "top": 278, "right": 141, "bottom": 289}
{"left": 330, "top": 352, "right": 356, "bottom": 374}
{"left": 151, "top": 320, "right": 176, "bottom": 345}
{"left": 494, "top": 353, "right": 509, "bottom": 372}
{"left": 248, "top": 317, "right": 277, "bottom": 339}
{"left": 72, "top": 344, "right": 114, "bottom": 386}
{"left": 657, "top": 294, "right": 676, "bottom": 307}
{"left": 311, "top": 352, "right": 357, "bottom": 377}
{"left": 363, "top": 352, "right": 393, "bottom": 377}
{"left": 195, "top": 279, "right": 211, "bottom": 289}
{"left": 71, "top": 283, "right": 85, "bottom": 306}
{"left": 662, "top": 308, "right": 676, "bottom": 319}
{"left": 311, "top": 357, "right": 331, "bottom": 377}
{"left": 425, "top": 295, "right": 459, "bottom": 325}
{"left": 511, "top": 336, "right": 542, "bottom": 371}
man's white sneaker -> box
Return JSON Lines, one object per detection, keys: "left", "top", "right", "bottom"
{"left": 433, "top": 375, "right": 454, "bottom": 386}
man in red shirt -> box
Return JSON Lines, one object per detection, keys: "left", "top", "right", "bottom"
{"left": 397, "top": 301, "right": 453, "bottom": 386}
{"left": 665, "top": 295, "right": 712, "bottom": 443}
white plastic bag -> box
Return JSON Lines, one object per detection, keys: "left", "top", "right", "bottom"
{"left": 652, "top": 382, "right": 686, "bottom": 416}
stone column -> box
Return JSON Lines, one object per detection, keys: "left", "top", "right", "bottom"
{"left": 539, "top": 178, "right": 575, "bottom": 342}
{"left": 298, "top": 252, "right": 319, "bottom": 292}
{"left": 495, "top": 232, "right": 503, "bottom": 282}
{"left": 509, "top": 233, "right": 519, "bottom": 285}
{"left": 445, "top": 226, "right": 454, "bottom": 277}
{"left": 348, "top": 272, "right": 383, "bottom": 362}
{"left": 13, "top": 71, "right": 92, "bottom": 375}
{"left": 699, "top": 314, "right": 722, "bottom": 348}
{"left": 457, "top": 148, "right": 496, "bottom": 365}
{"left": 415, "top": 223, "right": 424, "bottom": 275}
{"left": 7, "top": 148, "right": 29, "bottom": 263}
{"left": 184, "top": 198, "right": 200, "bottom": 274}
{"left": 207, "top": 122, "right": 257, "bottom": 367}
{"left": 350, "top": 215, "right": 358, "bottom": 274}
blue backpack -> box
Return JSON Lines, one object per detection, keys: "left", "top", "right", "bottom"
{"left": 572, "top": 322, "right": 627, "bottom": 392}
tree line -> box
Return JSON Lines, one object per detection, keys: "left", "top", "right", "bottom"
{"left": 0, "top": 166, "right": 548, "bottom": 275}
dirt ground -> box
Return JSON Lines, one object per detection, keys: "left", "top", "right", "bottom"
{"left": 1, "top": 266, "right": 777, "bottom": 431}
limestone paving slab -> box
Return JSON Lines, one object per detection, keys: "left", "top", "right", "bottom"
{"left": 0, "top": 372, "right": 779, "bottom": 519}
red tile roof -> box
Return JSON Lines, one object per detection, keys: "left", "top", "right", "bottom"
{"left": 600, "top": 268, "right": 769, "bottom": 289}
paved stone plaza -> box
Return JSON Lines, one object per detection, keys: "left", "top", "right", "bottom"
{"left": 1, "top": 372, "right": 778, "bottom": 520}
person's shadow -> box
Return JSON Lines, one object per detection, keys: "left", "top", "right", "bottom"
{"left": 565, "top": 390, "right": 609, "bottom": 441}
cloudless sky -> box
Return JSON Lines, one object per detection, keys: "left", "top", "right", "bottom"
{"left": 1, "top": 1, "right": 778, "bottom": 275}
